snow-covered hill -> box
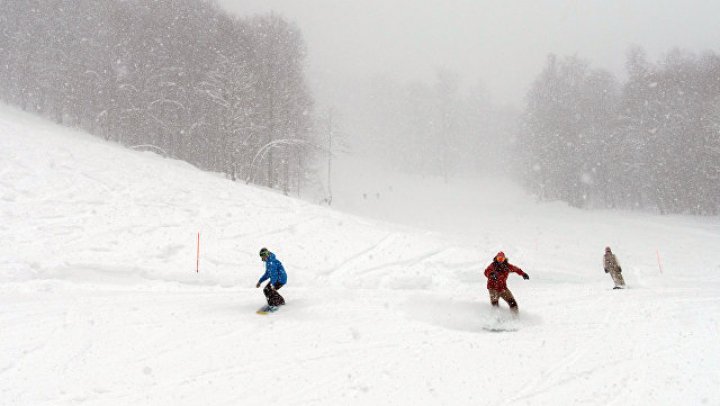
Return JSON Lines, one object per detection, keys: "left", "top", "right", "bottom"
{"left": 1, "top": 104, "right": 718, "bottom": 405}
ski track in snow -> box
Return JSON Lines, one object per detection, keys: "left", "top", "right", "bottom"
{"left": 1, "top": 105, "right": 720, "bottom": 405}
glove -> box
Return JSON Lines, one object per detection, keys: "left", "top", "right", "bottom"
{"left": 523, "top": 273, "right": 530, "bottom": 280}
{"left": 604, "top": 268, "right": 609, "bottom": 274}
{"left": 617, "top": 267, "right": 622, "bottom": 273}
{"left": 490, "top": 272, "right": 498, "bottom": 281}
{"left": 256, "top": 282, "right": 261, "bottom": 288}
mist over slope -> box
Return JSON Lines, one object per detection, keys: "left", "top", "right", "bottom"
{"left": 330, "top": 155, "right": 720, "bottom": 285}
{"left": 1, "top": 105, "right": 719, "bottom": 405}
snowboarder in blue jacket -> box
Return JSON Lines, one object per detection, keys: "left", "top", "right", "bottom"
{"left": 256, "top": 248, "right": 287, "bottom": 306}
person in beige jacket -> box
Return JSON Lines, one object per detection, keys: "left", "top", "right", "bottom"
{"left": 604, "top": 247, "right": 625, "bottom": 289}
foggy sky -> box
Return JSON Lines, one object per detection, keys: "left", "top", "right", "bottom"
{"left": 218, "top": 0, "right": 720, "bottom": 106}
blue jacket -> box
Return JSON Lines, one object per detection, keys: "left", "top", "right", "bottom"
{"left": 258, "top": 253, "right": 288, "bottom": 285}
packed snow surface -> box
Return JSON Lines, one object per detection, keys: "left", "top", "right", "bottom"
{"left": 1, "top": 105, "right": 719, "bottom": 405}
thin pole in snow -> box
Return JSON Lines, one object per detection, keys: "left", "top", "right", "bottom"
{"left": 196, "top": 232, "right": 200, "bottom": 273}
{"left": 656, "top": 249, "right": 664, "bottom": 274}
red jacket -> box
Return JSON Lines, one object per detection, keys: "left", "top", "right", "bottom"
{"left": 484, "top": 261, "right": 527, "bottom": 291}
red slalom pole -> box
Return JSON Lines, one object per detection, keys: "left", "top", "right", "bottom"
{"left": 196, "top": 232, "right": 200, "bottom": 273}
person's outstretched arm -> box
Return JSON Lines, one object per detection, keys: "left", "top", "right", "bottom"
{"left": 509, "top": 264, "right": 529, "bottom": 280}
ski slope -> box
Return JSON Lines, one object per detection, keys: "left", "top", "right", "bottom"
{"left": 1, "top": 104, "right": 719, "bottom": 405}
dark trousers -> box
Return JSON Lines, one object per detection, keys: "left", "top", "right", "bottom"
{"left": 489, "top": 288, "right": 518, "bottom": 313}
{"left": 263, "top": 282, "right": 285, "bottom": 306}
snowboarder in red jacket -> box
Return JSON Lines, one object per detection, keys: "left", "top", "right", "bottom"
{"left": 484, "top": 251, "right": 529, "bottom": 314}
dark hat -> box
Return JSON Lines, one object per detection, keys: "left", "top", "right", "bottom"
{"left": 259, "top": 247, "right": 270, "bottom": 258}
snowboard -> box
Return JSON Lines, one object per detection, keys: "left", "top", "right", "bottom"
{"left": 483, "top": 325, "right": 518, "bottom": 333}
{"left": 256, "top": 305, "right": 280, "bottom": 315}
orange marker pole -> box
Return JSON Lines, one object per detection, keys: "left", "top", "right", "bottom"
{"left": 196, "top": 232, "right": 200, "bottom": 273}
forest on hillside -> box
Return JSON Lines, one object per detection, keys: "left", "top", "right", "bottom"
{"left": 1, "top": 0, "right": 718, "bottom": 214}
{"left": 520, "top": 49, "right": 720, "bottom": 214}
{"left": 0, "top": 0, "right": 313, "bottom": 196}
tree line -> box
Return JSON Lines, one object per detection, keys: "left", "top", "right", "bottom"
{"left": 0, "top": 0, "right": 315, "bottom": 195}
{"left": 351, "top": 70, "right": 517, "bottom": 182}
{"left": 520, "top": 48, "right": 720, "bottom": 215}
